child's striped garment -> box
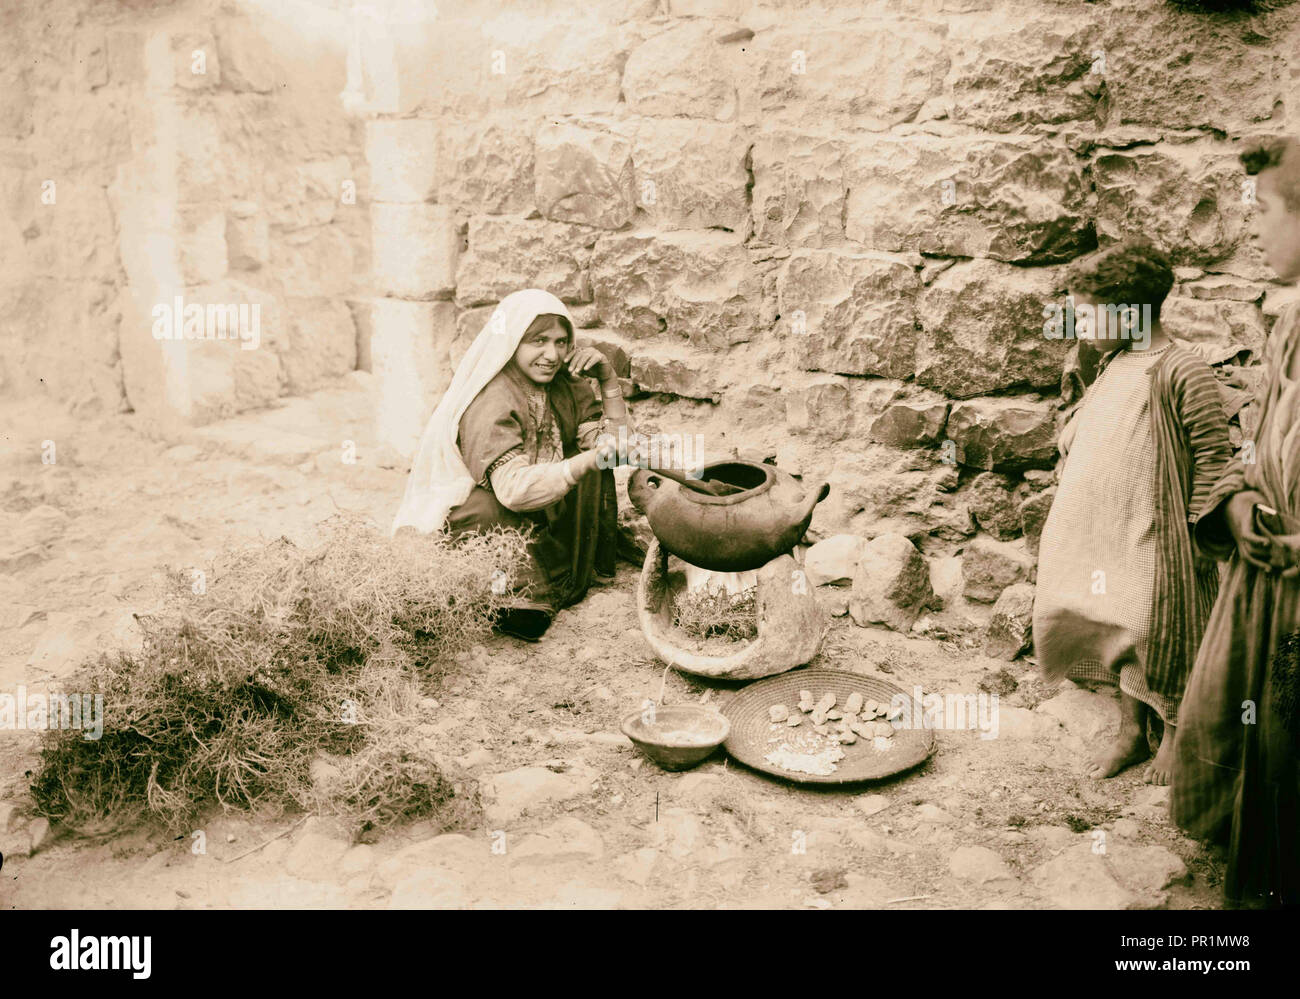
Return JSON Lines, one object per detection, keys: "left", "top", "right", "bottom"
{"left": 1033, "top": 342, "right": 1232, "bottom": 724}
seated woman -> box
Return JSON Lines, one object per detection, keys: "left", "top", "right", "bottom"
{"left": 391, "top": 288, "right": 632, "bottom": 640}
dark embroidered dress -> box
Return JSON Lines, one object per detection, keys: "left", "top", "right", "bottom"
{"left": 448, "top": 364, "right": 619, "bottom": 629}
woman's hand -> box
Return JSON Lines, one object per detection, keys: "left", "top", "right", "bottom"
{"left": 573, "top": 436, "right": 618, "bottom": 477}
{"left": 1225, "top": 490, "right": 1275, "bottom": 571}
{"left": 565, "top": 345, "right": 616, "bottom": 385}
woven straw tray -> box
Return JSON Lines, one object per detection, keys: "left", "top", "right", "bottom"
{"left": 720, "top": 667, "right": 935, "bottom": 785}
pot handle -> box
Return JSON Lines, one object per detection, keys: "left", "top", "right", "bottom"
{"left": 627, "top": 470, "right": 662, "bottom": 514}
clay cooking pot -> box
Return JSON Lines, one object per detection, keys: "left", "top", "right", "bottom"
{"left": 628, "top": 460, "right": 830, "bottom": 572}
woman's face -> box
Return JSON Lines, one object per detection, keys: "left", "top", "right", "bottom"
{"left": 512, "top": 314, "right": 571, "bottom": 384}
{"left": 1254, "top": 170, "right": 1300, "bottom": 283}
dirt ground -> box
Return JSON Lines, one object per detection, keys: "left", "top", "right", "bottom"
{"left": 0, "top": 374, "right": 1225, "bottom": 909}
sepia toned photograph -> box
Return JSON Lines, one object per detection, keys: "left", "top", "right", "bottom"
{"left": 1, "top": 0, "right": 1297, "bottom": 960}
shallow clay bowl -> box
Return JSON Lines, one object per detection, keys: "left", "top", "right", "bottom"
{"left": 620, "top": 704, "right": 731, "bottom": 772}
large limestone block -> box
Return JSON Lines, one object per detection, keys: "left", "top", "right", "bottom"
{"left": 631, "top": 346, "right": 721, "bottom": 402}
{"left": 176, "top": 205, "right": 228, "bottom": 286}
{"left": 272, "top": 225, "right": 357, "bottom": 298}
{"left": 0, "top": 278, "right": 124, "bottom": 414}
{"left": 947, "top": 397, "right": 1057, "bottom": 472}
{"left": 453, "top": 305, "right": 495, "bottom": 367}
{"left": 28, "top": 89, "right": 131, "bottom": 188}
{"left": 366, "top": 119, "right": 439, "bottom": 203}
{"left": 370, "top": 299, "right": 456, "bottom": 457}
{"left": 623, "top": 19, "right": 741, "bottom": 120}
{"left": 947, "top": 9, "right": 1104, "bottom": 131}
{"left": 1179, "top": 276, "right": 1268, "bottom": 303}
{"left": 1162, "top": 296, "right": 1268, "bottom": 353}
{"left": 849, "top": 533, "right": 935, "bottom": 633}
{"left": 371, "top": 203, "right": 458, "bottom": 300}
{"left": 179, "top": 279, "right": 286, "bottom": 425}
{"left": 439, "top": 115, "right": 535, "bottom": 215}
{"left": 590, "top": 231, "right": 761, "bottom": 349}
{"left": 24, "top": 184, "right": 119, "bottom": 283}
{"left": 369, "top": 13, "right": 627, "bottom": 116}
{"left": 146, "top": 29, "right": 220, "bottom": 91}
{"left": 844, "top": 134, "right": 1090, "bottom": 264}
{"left": 756, "top": 19, "right": 949, "bottom": 128}
{"left": 174, "top": 108, "right": 228, "bottom": 204}
{"left": 751, "top": 129, "right": 846, "bottom": 248}
{"left": 966, "top": 471, "right": 1026, "bottom": 542}
{"left": 263, "top": 156, "right": 352, "bottom": 232}
{"left": 280, "top": 297, "right": 357, "bottom": 394}
{"left": 784, "top": 377, "right": 852, "bottom": 441}
{"left": 214, "top": 14, "right": 276, "bottom": 93}
{"left": 226, "top": 204, "right": 269, "bottom": 272}
{"left": 1093, "top": 143, "right": 1253, "bottom": 266}
{"left": 869, "top": 397, "right": 950, "bottom": 449}
{"left": 627, "top": 118, "right": 751, "bottom": 233}
{"left": 489, "top": 13, "right": 629, "bottom": 114}
{"left": 822, "top": 448, "right": 961, "bottom": 541}
{"left": 776, "top": 250, "right": 921, "bottom": 378}
{"left": 915, "top": 259, "right": 1070, "bottom": 399}
{"left": 455, "top": 215, "right": 598, "bottom": 307}
{"left": 354, "top": 16, "right": 480, "bottom": 116}
{"left": 1103, "top": 4, "right": 1284, "bottom": 133}
{"left": 535, "top": 123, "right": 635, "bottom": 230}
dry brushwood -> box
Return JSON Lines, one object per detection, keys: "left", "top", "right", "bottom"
{"left": 31, "top": 516, "right": 528, "bottom": 837}
{"left": 670, "top": 584, "right": 758, "bottom": 643}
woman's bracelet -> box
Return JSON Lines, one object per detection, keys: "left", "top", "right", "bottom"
{"left": 600, "top": 381, "right": 623, "bottom": 399}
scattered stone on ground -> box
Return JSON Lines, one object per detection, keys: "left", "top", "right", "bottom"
{"left": 849, "top": 533, "right": 935, "bottom": 632}
{"left": 982, "top": 582, "right": 1035, "bottom": 660}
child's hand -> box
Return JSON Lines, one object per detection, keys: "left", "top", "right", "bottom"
{"left": 1225, "top": 490, "right": 1274, "bottom": 571}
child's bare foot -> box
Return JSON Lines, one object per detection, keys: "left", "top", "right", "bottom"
{"left": 1088, "top": 730, "right": 1149, "bottom": 779}
{"left": 1143, "top": 722, "right": 1176, "bottom": 785}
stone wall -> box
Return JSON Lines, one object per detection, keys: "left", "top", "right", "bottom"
{"left": 0, "top": 0, "right": 368, "bottom": 424}
{"left": 351, "top": 0, "right": 1300, "bottom": 624}
{"left": 4, "top": 0, "right": 1299, "bottom": 635}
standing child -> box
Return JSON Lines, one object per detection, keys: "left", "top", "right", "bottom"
{"left": 1173, "top": 136, "right": 1300, "bottom": 909}
{"left": 1034, "top": 241, "right": 1233, "bottom": 785}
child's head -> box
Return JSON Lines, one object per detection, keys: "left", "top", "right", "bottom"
{"left": 510, "top": 312, "right": 573, "bottom": 385}
{"left": 1242, "top": 136, "right": 1300, "bottom": 283}
{"left": 1065, "top": 240, "right": 1174, "bottom": 353}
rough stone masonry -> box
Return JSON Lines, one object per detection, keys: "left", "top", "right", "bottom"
{"left": 349, "top": 0, "right": 1300, "bottom": 636}
{"left": 2, "top": 0, "right": 1299, "bottom": 636}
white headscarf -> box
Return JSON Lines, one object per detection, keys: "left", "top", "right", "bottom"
{"left": 391, "top": 289, "right": 575, "bottom": 535}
